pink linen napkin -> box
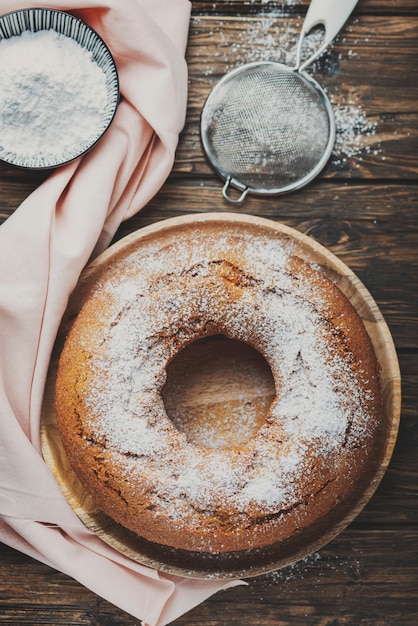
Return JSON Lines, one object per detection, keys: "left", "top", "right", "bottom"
{"left": 0, "top": 1, "right": 243, "bottom": 624}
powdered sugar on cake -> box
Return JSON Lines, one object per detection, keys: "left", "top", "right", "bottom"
{"left": 78, "top": 228, "right": 377, "bottom": 523}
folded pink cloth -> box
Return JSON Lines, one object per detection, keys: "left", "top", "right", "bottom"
{"left": 0, "top": 2, "right": 242, "bottom": 624}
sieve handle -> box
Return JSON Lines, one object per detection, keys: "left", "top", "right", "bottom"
{"left": 222, "top": 178, "right": 250, "bottom": 203}
{"left": 296, "top": 0, "right": 359, "bottom": 72}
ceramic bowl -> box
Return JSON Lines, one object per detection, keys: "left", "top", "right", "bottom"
{"left": 0, "top": 8, "right": 119, "bottom": 169}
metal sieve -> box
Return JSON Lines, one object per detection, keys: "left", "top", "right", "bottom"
{"left": 201, "top": 0, "right": 359, "bottom": 203}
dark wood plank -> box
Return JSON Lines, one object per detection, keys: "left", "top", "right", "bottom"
{"left": 192, "top": 1, "right": 418, "bottom": 16}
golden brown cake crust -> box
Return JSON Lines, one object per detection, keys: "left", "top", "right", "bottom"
{"left": 55, "top": 221, "right": 382, "bottom": 554}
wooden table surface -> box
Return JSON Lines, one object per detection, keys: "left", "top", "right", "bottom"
{"left": 1, "top": 1, "right": 417, "bottom": 624}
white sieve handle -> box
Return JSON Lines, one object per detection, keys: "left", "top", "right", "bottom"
{"left": 295, "top": 0, "right": 359, "bottom": 72}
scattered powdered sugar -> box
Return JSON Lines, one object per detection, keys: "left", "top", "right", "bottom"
{"left": 331, "top": 95, "right": 378, "bottom": 165}
{"left": 77, "top": 227, "right": 377, "bottom": 522}
{"left": 265, "top": 550, "right": 362, "bottom": 585}
{"left": 194, "top": 6, "right": 380, "bottom": 164}
{"left": 0, "top": 29, "right": 108, "bottom": 164}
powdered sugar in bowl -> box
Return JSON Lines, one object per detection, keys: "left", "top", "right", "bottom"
{"left": 0, "top": 8, "right": 119, "bottom": 169}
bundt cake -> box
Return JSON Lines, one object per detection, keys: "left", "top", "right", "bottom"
{"left": 55, "top": 217, "right": 382, "bottom": 555}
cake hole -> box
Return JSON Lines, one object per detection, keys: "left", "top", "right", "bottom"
{"left": 162, "top": 334, "right": 276, "bottom": 449}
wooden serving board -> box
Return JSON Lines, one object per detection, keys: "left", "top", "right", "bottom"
{"left": 40, "top": 213, "right": 401, "bottom": 579}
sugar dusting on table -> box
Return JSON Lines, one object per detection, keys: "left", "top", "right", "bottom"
{"left": 265, "top": 550, "right": 363, "bottom": 586}
{"left": 193, "top": 2, "right": 380, "bottom": 165}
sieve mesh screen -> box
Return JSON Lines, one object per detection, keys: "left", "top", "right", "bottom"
{"left": 201, "top": 63, "right": 332, "bottom": 192}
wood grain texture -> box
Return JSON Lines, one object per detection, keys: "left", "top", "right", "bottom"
{"left": 0, "top": 0, "right": 417, "bottom": 624}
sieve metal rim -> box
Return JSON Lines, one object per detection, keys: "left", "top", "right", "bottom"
{"left": 200, "top": 60, "right": 336, "bottom": 203}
